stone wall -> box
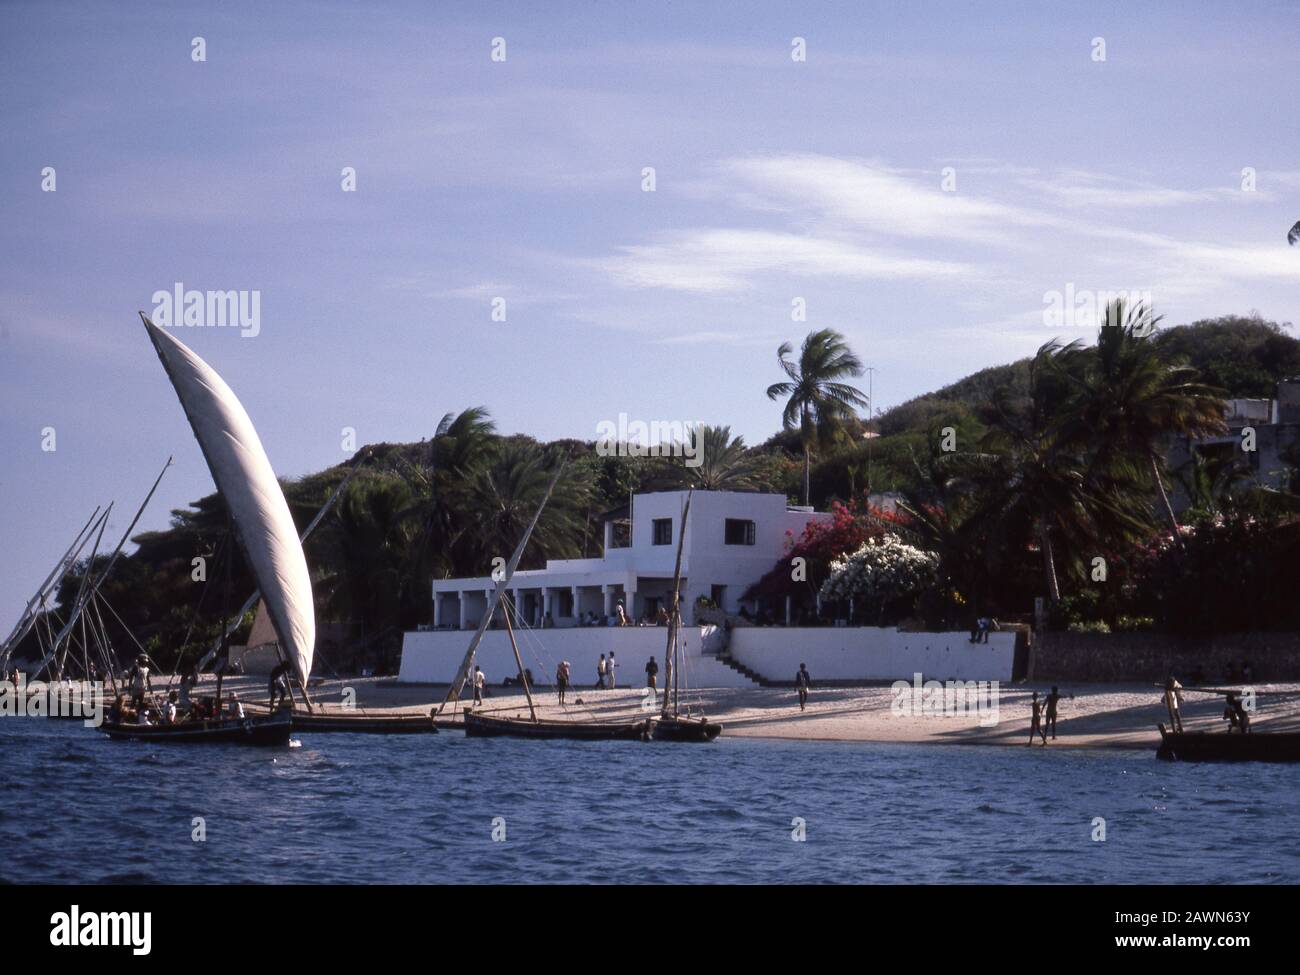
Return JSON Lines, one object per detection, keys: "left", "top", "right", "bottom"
{"left": 1030, "top": 631, "right": 1300, "bottom": 682}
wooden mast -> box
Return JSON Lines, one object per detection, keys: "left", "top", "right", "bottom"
{"left": 38, "top": 457, "right": 172, "bottom": 679}
{"left": 5, "top": 506, "right": 106, "bottom": 677}
{"left": 38, "top": 504, "right": 113, "bottom": 679}
{"left": 437, "top": 457, "right": 566, "bottom": 715}
{"left": 662, "top": 490, "right": 692, "bottom": 719}
{"left": 0, "top": 504, "right": 102, "bottom": 670}
{"left": 501, "top": 594, "right": 537, "bottom": 721}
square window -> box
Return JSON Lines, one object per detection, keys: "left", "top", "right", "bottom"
{"left": 652, "top": 518, "right": 673, "bottom": 545}
{"left": 724, "top": 518, "right": 756, "bottom": 545}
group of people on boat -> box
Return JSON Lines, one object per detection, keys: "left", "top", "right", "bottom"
{"left": 104, "top": 655, "right": 249, "bottom": 727}
{"left": 108, "top": 688, "right": 246, "bottom": 727}
{"left": 1164, "top": 675, "right": 1253, "bottom": 734}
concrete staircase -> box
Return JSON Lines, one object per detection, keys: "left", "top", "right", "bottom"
{"left": 713, "top": 652, "right": 774, "bottom": 687}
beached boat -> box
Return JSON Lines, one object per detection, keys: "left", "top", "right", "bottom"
{"left": 289, "top": 709, "right": 439, "bottom": 734}
{"left": 650, "top": 490, "right": 722, "bottom": 744}
{"left": 464, "top": 709, "right": 649, "bottom": 740}
{"left": 1157, "top": 723, "right": 1300, "bottom": 762}
{"left": 652, "top": 714, "right": 723, "bottom": 742}
{"left": 101, "top": 712, "right": 292, "bottom": 745}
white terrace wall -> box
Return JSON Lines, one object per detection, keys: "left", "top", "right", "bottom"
{"left": 727, "top": 628, "right": 1016, "bottom": 683}
{"left": 399, "top": 625, "right": 1016, "bottom": 686}
{"left": 398, "top": 626, "right": 754, "bottom": 689}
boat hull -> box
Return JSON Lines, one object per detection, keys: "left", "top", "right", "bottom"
{"left": 100, "top": 713, "right": 292, "bottom": 745}
{"left": 290, "top": 711, "right": 439, "bottom": 734}
{"left": 652, "top": 716, "right": 723, "bottom": 742}
{"left": 1156, "top": 723, "right": 1300, "bottom": 762}
{"left": 463, "top": 710, "right": 650, "bottom": 741}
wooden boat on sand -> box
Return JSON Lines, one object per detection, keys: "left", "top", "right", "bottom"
{"left": 464, "top": 709, "right": 649, "bottom": 741}
{"left": 1157, "top": 723, "right": 1300, "bottom": 762}
{"left": 651, "top": 714, "right": 723, "bottom": 742}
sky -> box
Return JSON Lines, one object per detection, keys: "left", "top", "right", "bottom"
{"left": 2, "top": 0, "right": 1299, "bottom": 616}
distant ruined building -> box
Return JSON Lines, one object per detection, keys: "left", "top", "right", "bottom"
{"left": 1166, "top": 377, "right": 1300, "bottom": 511}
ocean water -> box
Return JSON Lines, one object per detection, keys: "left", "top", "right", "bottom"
{"left": 2, "top": 718, "right": 1298, "bottom": 884}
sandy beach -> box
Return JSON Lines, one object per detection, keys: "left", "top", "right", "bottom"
{"left": 200, "top": 673, "right": 1300, "bottom": 750}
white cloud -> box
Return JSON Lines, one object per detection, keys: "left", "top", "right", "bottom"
{"left": 594, "top": 228, "right": 974, "bottom": 294}
{"left": 716, "top": 154, "right": 1046, "bottom": 243}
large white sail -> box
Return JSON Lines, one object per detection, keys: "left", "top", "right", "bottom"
{"left": 141, "top": 314, "right": 315, "bottom": 684}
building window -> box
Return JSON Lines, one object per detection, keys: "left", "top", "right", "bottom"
{"left": 724, "top": 518, "right": 756, "bottom": 546}
{"left": 652, "top": 518, "right": 673, "bottom": 546}
{"left": 711, "top": 584, "right": 727, "bottom": 610}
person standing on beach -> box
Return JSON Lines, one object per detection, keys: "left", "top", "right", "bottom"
{"left": 556, "top": 661, "right": 570, "bottom": 706}
{"left": 1028, "top": 692, "right": 1046, "bottom": 746}
{"left": 1163, "top": 676, "right": 1184, "bottom": 733}
{"left": 607, "top": 652, "right": 618, "bottom": 689}
{"left": 596, "top": 653, "right": 607, "bottom": 690}
{"left": 795, "top": 663, "right": 812, "bottom": 711}
{"left": 472, "top": 665, "right": 486, "bottom": 706}
{"left": 1043, "top": 686, "right": 1071, "bottom": 740}
{"left": 645, "top": 656, "right": 659, "bottom": 700}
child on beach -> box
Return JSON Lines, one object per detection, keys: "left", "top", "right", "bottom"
{"left": 1028, "top": 692, "right": 1046, "bottom": 746}
{"left": 1043, "top": 686, "right": 1072, "bottom": 740}
{"left": 795, "top": 663, "right": 812, "bottom": 711}
{"left": 556, "top": 661, "right": 570, "bottom": 706}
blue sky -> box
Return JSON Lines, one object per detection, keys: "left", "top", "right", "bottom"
{"left": 2, "top": 0, "right": 1299, "bottom": 615}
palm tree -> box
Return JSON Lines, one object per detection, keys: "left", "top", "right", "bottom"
{"left": 401, "top": 407, "right": 497, "bottom": 578}
{"left": 1172, "top": 449, "right": 1252, "bottom": 517}
{"left": 974, "top": 341, "right": 1150, "bottom": 602}
{"left": 1065, "top": 301, "right": 1227, "bottom": 538}
{"left": 315, "top": 475, "right": 417, "bottom": 638}
{"left": 657, "top": 424, "right": 765, "bottom": 491}
{"left": 766, "top": 329, "right": 870, "bottom": 505}
{"left": 465, "top": 442, "right": 592, "bottom": 574}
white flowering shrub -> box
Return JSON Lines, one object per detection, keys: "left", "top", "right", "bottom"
{"left": 819, "top": 534, "right": 939, "bottom": 622}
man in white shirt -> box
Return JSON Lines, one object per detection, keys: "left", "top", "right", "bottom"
{"left": 596, "top": 654, "right": 607, "bottom": 689}
{"left": 473, "top": 666, "right": 486, "bottom": 706}
{"left": 607, "top": 652, "right": 618, "bottom": 689}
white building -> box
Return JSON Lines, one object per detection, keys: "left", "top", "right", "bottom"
{"left": 428, "top": 489, "right": 830, "bottom": 631}
{"left": 397, "top": 489, "right": 1018, "bottom": 686}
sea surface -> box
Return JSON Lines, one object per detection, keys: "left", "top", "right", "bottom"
{"left": 3, "top": 717, "right": 1298, "bottom": 884}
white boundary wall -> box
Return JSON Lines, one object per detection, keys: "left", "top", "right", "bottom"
{"left": 729, "top": 627, "right": 1015, "bottom": 682}
{"left": 397, "top": 626, "right": 754, "bottom": 688}
{"left": 398, "top": 625, "right": 1016, "bottom": 686}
